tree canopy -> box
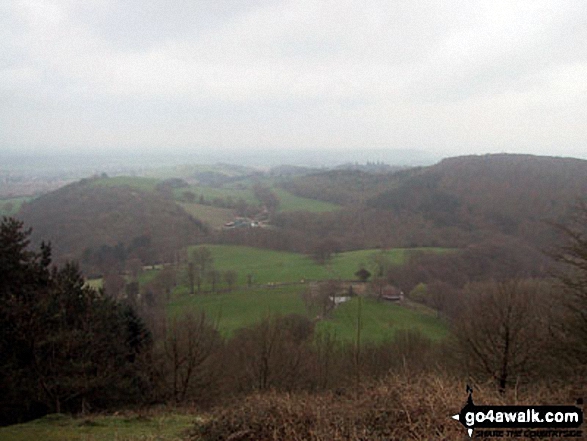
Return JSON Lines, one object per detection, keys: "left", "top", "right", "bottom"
{"left": 0, "top": 217, "right": 151, "bottom": 425}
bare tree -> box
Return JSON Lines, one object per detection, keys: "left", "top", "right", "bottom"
{"left": 550, "top": 200, "right": 587, "bottom": 365}
{"left": 409, "top": 280, "right": 455, "bottom": 318}
{"left": 225, "top": 314, "right": 313, "bottom": 392}
{"left": 369, "top": 251, "right": 392, "bottom": 278}
{"left": 163, "top": 313, "right": 222, "bottom": 403}
{"left": 191, "top": 247, "right": 214, "bottom": 293}
{"left": 302, "top": 281, "right": 338, "bottom": 318}
{"left": 312, "top": 329, "right": 342, "bottom": 390}
{"left": 153, "top": 265, "right": 176, "bottom": 301}
{"left": 224, "top": 270, "right": 238, "bottom": 292}
{"left": 453, "top": 279, "right": 550, "bottom": 393}
{"left": 126, "top": 257, "right": 143, "bottom": 281}
{"left": 309, "top": 238, "right": 340, "bottom": 265}
{"left": 370, "top": 277, "right": 386, "bottom": 300}
{"left": 207, "top": 269, "right": 221, "bottom": 293}
{"left": 102, "top": 272, "right": 126, "bottom": 300}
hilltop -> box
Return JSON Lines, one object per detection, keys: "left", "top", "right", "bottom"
{"left": 18, "top": 179, "right": 207, "bottom": 271}
{"left": 278, "top": 154, "right": 587, "bottom": 251}
{"left": 368, "top": 154, "right": 587, "bottom": 244}
{"left": 13, "top": 154, "right": 587, "bottom": 273}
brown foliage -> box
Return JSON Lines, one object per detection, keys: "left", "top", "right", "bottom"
{"left": 452, "top": 279, "right": 554, "bottom": 393}
{"left": 17, "top": 180, "right": 207, "bottom": 271}
{"left": 152, "top": 313, "right": 222, "bottom": 405}
{"left": 550, "top": 200, "right": 587, "bottom": 366}
{"left": 191, "top": 372, "right": 586, "bottom": 441}
{"left": 221, "top": 314, "right": 315, "bottom": 393}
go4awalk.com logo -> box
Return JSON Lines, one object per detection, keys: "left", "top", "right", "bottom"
{"left": 451, "top": 386, "right": 584, "bottom": 438}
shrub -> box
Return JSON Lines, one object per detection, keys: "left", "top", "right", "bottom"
{"left": 190, "top": 372, "right": 586, "bottom": 440}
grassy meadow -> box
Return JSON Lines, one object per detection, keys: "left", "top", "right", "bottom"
{"left": 184, "top": 244, "right": 449, "bottom": 286}
{"left": 176, "top": 185, "right": 340, "bottom": 213}
{"left": 89, "top": 174, "right": 340, "bottom": 217}
{"left": 168, "top": 284, "right": 308, "bottom": 336}
{"left": 174, "top": 185, "right": 257, "bottom": 205}
{"left": 90, "top": 176, "right": 161, "bottom": 192}
{"left": 272, "top": 187, "right": 340, "bottom": 212}
{"left": 0, "top": 413, "right": 195, "bottom": 441}
{"left": 317, "top": 297, "right": 448, "bottom": 342}
{"left": 86, "top": 245, "right": 450, "bottom": 341}
{"left": 169, "top": 284, "right": 448, "bottom": 342}
{"left": 177, "top": 202, "right": 235, "bottom": 228}
{"left": 167, "top": 245, "right": 450, "bottom": 340}
{"left": 0, "top": 196, "right": 32, "bottom": 216}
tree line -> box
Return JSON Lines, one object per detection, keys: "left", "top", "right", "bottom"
{"left": 2, "top": 203, "right": 587, "bottom": 426}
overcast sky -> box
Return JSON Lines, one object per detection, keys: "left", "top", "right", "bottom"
{"left": 1, "top": 0, "right": 586, "bottom": 159}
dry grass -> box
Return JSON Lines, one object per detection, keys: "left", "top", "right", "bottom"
{"left": 189, "top": 373, "right": 586, "bottom": 441}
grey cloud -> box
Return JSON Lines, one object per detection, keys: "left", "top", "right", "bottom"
{"left": 1, "top": 0, "right": 586, "bottom": 157}
{"left": 69, "top": 0, "right": 273, "bottom": 50}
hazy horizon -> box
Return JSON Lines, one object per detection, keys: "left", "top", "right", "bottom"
{"left": 2, "top": 1, "right": 586, "bottom": 159}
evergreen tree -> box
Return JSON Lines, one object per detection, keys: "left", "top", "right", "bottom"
{"left": 0, "top": 217, "right": 151, "bottom": 425}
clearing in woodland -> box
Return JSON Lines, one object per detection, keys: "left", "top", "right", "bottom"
{"left": 184, "top": 244, "right": 450, "bottom": 287}
{"left": 168, "top": 245, "right": 450, "bottom": 340}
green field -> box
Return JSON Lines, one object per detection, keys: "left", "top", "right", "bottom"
{"left": 175, "top": 181, "right": 340, "bottom": 213}
{"left": 169, "top": 245, "right": 450, "bottom": 340}
{"left": 144, "top": 163, "right": 253, "bottom": 180}
{"left": 317, "top": 297, "right": 448, "bottom": 342}
{"left": 186, "top": 245, "right": 333, "bottom": 287}
{"left": 272, "top": 188, "right": 340, "bottom": 212}
{"left": 0, "top": 413, "right": 195, "bottom": 441}
{"left": 91, "top": 176, "right": 161, "bottom": 192}
{"left": 169, "top": 284, "right": 448, "bottom": 341}
{"left": 85, "top": 245, "right": 450, "bottom": 341}
{"left": 86, "top": 267, "right": 161, "bottom": 291}
{"left": 85, "top": 278, "right": 103, "bottom": 289}
{"left": 174, "top": 184, "right": 257, "bottom": 205}
{"left": 178, "top": 202, "right": 235, "bottom": 228}
{"left": 168, "top": 285, "right": 307, "bottom": 335}
{"left": 89, "top": 174, "right": 340, "bottom": 214}
{"left": 0, "top": 196, "right": 32, "bottom": 216}
{"left": 185, "top": 245, "right": 447, "bottom": 287}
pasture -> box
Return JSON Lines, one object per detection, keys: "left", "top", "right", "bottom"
{"left": 0, "top": 196, "right": 32, "bottom": 216}
{"left": 90, "top": 176, "right": 161, "bottom": 192}
{"left": 178, "top": 202, "right": 235, "bottom": 228}
{"left": 173, "top": 184, "right": 257, "bottom": 205}
{"left": 0, "top": 413, "right": 194, "bottom": 441}
{"left": 169, "top": 245, "right": 450, "bottom": 341}
{"left": 176, "top": 184, "right": 338, "bottom": 213}
{"left": 87, "top": 174, "right": 340, "bottom": 216}
{"left": 169, "top": 284, "right": 448, "bottom": 342}
{"left": 86, "top": 245, "right": 451, "bottom": 343}
{"left": 168, "top": 285, "right": 307, "bottom": 336}
{"left": 272, "top": 187, "right": 340, "bottom": 212}
{"left": 317, "top": 297, "right": 448, "bottom": 342}
{"left": 85, "top": 245, "right": 451, "bottom": 341}
{"left": 184, "top": 245, "right": 448, "bottom": 287}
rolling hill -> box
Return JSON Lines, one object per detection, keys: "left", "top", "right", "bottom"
{"left": 17, "top": 178, "right": 207, "bottom": 266}
{"left": 367, "top": 154, "right": 587, "bottom": 246}
{"left": 283, "top": 154, "right": 587, "bottom": 248}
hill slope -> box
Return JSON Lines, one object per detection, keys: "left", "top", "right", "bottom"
{"left": 18, "top": 179, "right": 206, "bottom": 267}
{"left": 367, "top": 154, "right": 587, "bottom": 244}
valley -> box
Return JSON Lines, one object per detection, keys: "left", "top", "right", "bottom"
{"left": 3, "top": 153, "right": 587, "bottom": 440}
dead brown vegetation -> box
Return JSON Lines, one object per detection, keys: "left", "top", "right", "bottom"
{"left": 190, "top": 372, "right": 586, "bottom": 441}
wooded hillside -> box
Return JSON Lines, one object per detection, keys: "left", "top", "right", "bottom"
{"left": 18, "top": 179, "right": 207, "bottom": 270}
